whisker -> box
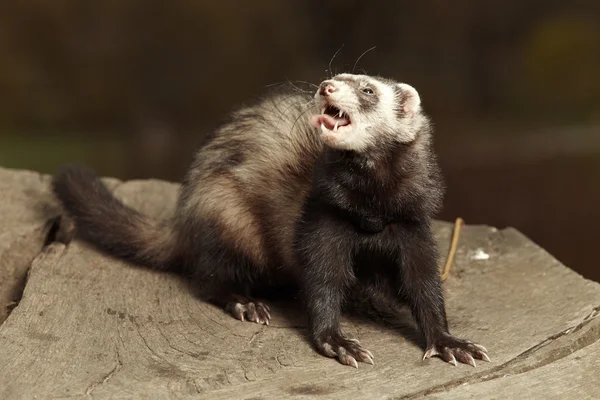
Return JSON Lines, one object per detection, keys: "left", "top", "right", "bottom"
{"left": 273, "top": 96, "right": 311, "bottom": 118}
{"left": 286, "top": 78, "right": 313, "bottom": 94}
{"left": 328, "top": 44, "right": 344, "bottom": 79}
{"left": 289, "top": 100, "right": 317, "bottom": 135}
{"left": 271, "top": 95, "right": 315, "bottom": 129}
{"left": 292, "top": 80, "right": 319, "bottom": 89}
{"left": 265, "top": 81, "right": 289, "bottom": 88}
{"left": 266, "top": 80, "right": 315, "bottom": 95}
{"left": 280, "top": 98, "right": 313, "bottom": 119}
{"left": 352, "top": 46, "right": 376, "bottom": 74}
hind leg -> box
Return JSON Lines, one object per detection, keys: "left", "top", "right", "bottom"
{"left": 198, "top": 276, "right": 272, "bottom": 325}
{"left": 192, "top": 238, "right": 272, "bottom": 325}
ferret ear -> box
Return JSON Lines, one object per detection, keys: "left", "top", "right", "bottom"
{"left": 396, "top": 83, "right": 421, "bottom": 117}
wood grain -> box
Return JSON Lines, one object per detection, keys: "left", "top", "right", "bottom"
{"left": 0, "top": 167, "right": 598, "bottom": 399}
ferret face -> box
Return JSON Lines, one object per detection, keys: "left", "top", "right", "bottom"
{"left": 310, "top": 74, "right": 423, "bottom": 152}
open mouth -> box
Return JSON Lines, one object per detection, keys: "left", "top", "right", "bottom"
{"left": 310, "top": 103, "right": 352, "bottom": 134}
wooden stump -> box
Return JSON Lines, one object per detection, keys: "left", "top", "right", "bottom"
{"left": 0, "top": 167, "right": 598, "bottom": 399}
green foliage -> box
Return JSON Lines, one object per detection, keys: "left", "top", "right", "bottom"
{"left": 520, "top": 15, "right": 600, "bottom": 116}
{"left": 0, "top": 132, "right": 128, "bottom": 176}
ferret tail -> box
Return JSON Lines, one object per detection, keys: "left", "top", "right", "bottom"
{"left": 52, "top": 165, "right": 180, "bottom": 271}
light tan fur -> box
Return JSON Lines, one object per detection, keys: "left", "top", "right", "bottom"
{"left": 177, "top": 92, "right": 322, "bottom": 273}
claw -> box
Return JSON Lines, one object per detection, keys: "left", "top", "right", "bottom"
{"left": 347, "top": 338, "right": 374, "bottom": 362}
{"left": 226, "top": 301, "right": 271, "bottom": 325}
{"left": 347, "top": 357, "right": 359, "bottom": 369}
{"left": 474, "top": 344, "right": 488, "bottom": 353}
{"left": 465, "top": 354, "right": 476, "bottom": 368}
{"left": 338, "top": 348, "right": 359, "bottom": 368}
{"left": 321, "top": 343, "right": 335, "bottom": 357}
{"left": 449, "top": 354, "right": 458, "bottom": 366}
{"left": 423, "top": 347, "right": 439, "bottom": 360}
{"left": 440, "top": 349, "right": 458, "bottom": 366}
{"left": 317, "top": 335, "right": 373, "bottom": 368}
{"left": 426, "top": 335, "right": 489, "bottom": 367}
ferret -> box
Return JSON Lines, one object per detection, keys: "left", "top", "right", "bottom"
{"left": 52, "top": 73, "right": 489, "bottom": 368}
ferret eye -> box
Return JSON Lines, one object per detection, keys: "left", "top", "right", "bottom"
{"left": 362, "top": 88, "right": 374, "bottom": 95}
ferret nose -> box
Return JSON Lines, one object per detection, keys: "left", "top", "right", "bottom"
{"left": 319, "top": 81, "right": 337, "bottom": 96}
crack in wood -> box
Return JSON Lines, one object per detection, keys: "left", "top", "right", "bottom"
{"left": 135, "top": 323, "right": 163, "bottom": 361}
{"left": 247, "top": 328, "right": 266, "bottom": 345}
{"left": 399, "top": 306, "right": 600, "bottom": 398}
{"left": 155, "top": 323, "right": 209, "bottom": 361}
{"left": 85, "top": 332, "right": 123, "bottom": 397}
{"left": 1, "top": 219, "right": 62, "bottom": 325}
{"left": 191, "top": 378, "right": 201, "bottom": 394}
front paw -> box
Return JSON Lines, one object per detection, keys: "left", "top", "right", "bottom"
{"left": 315, "top": 333, "right": 374, "bottom": 368}
{"left": 424, "top": 333, "right": 490, "bottom": 367}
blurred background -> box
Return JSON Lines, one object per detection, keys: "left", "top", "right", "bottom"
{"left": 0, "top": 1, "right": 598, "bottom": 281}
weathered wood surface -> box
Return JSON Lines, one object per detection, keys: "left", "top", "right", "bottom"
{"left": 0, "top": 166, "right": 598, "bottom": 399}
{"left": 0, "top": 169, "right": 55, "bottom": 324}
{"left": 431, "top": 340, "right": 600, "bottom": 399}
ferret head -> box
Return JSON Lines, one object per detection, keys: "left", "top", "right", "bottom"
{"left": 310, "top": 74, "right": 426, "bottom": 152}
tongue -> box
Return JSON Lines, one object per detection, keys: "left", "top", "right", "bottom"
{"left": 311, "top": 114, "right": 350, "bottom": 130}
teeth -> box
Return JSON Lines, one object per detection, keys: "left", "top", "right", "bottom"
{"left": 334, "top": 122, "right": 339, "bottom": 132}
{"left": 320, "top": 123, "right": 327, "bottom": 132}
{"left": 339, "top": 110, "right": 343, "bottom": 118}
{"left": 321, "top": 108, "right": 326, "bottom": 114}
